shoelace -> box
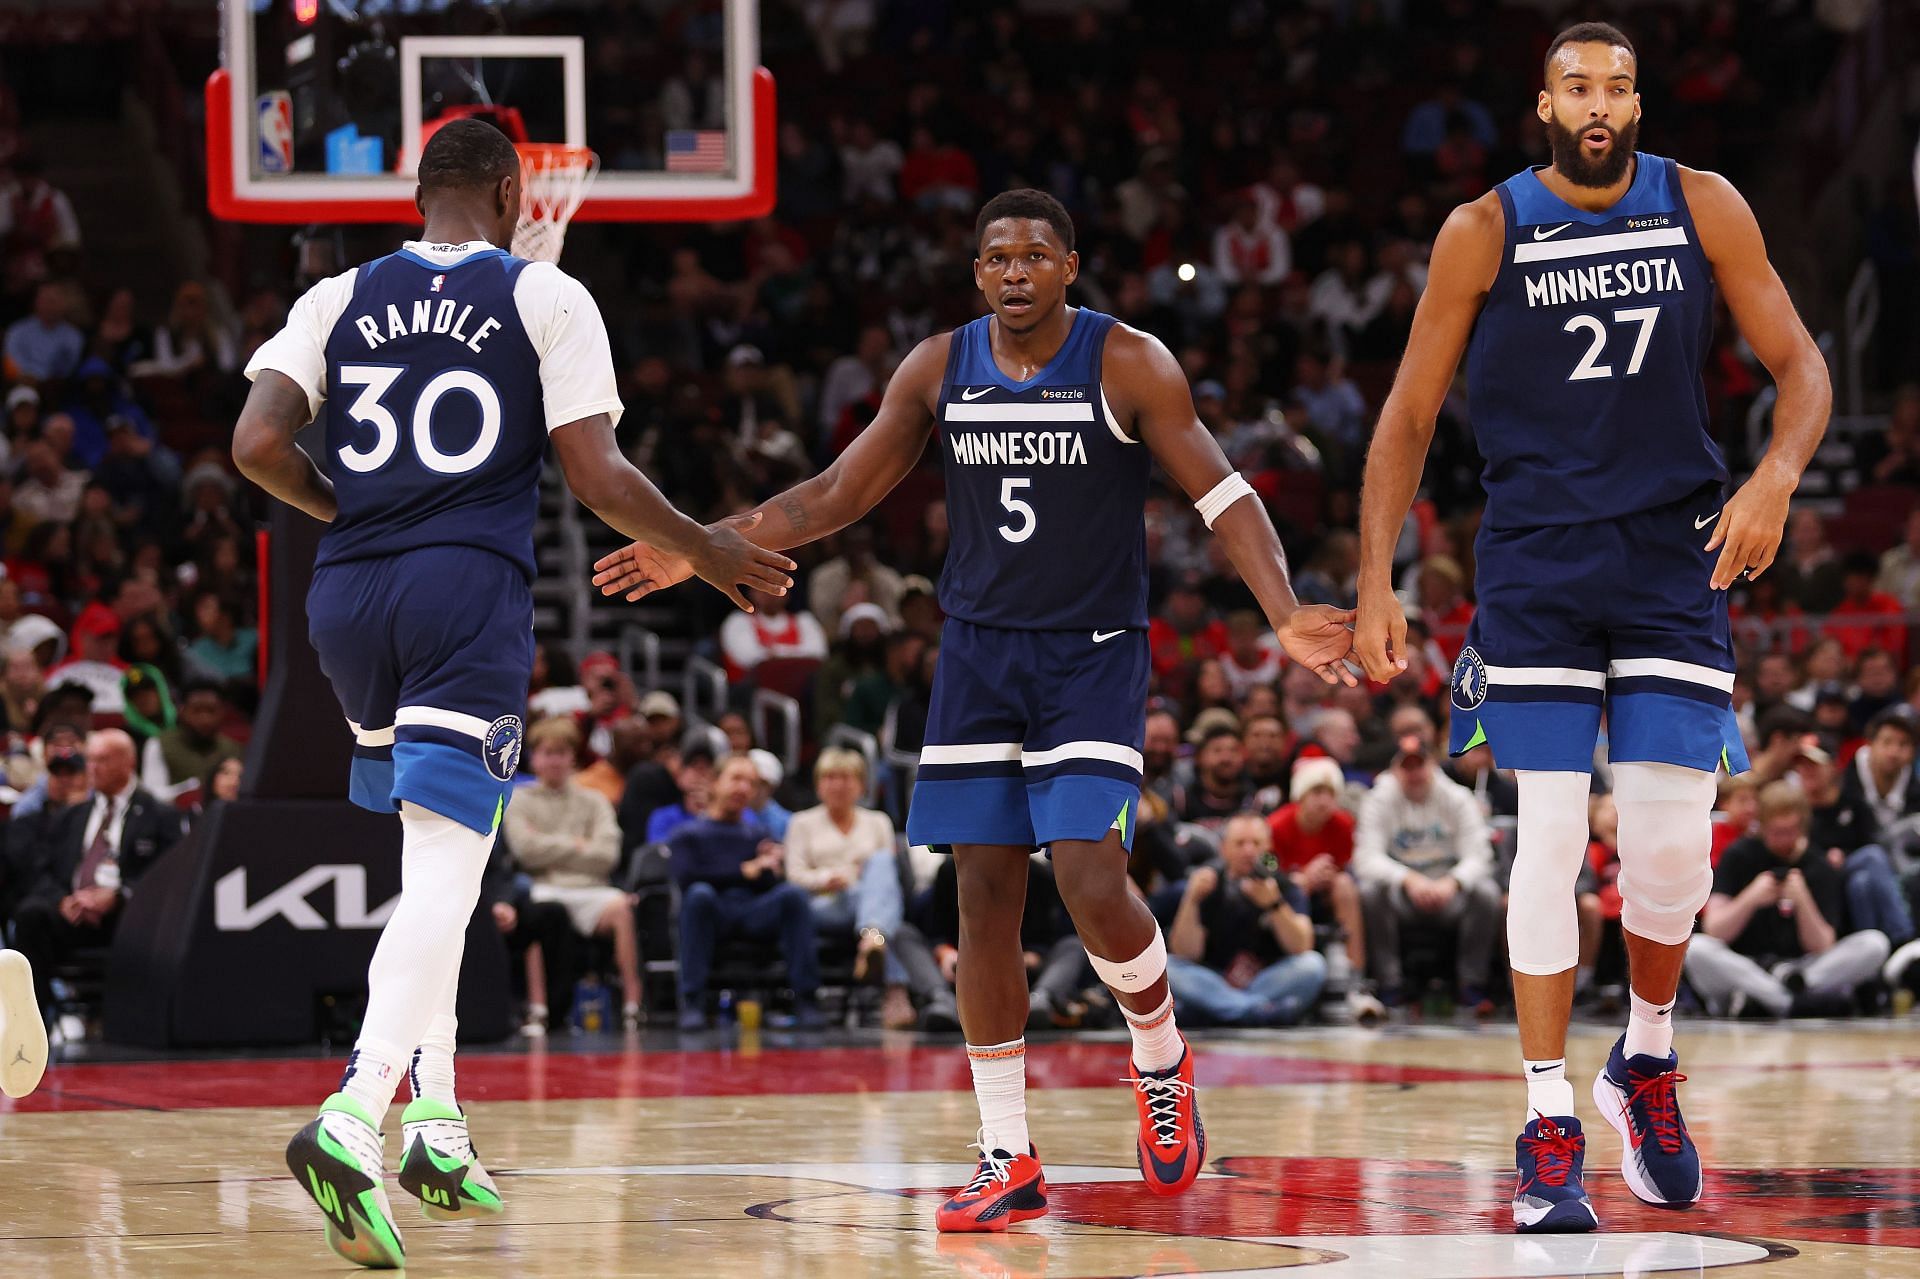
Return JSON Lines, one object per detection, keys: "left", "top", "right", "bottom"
{"left": 413, "top": 1116, "right": 475, "bottom": 1162}
{"left": 1521, "top": 1115, "right": 1584, "bottom": 1187}
{"left": 1124, "top": 1072, "right": 1194, "bottom": 1149}
{"left": 324, "top": 1112, "right": 387, "bottom": 1179}
{"left": 961, "top": 1130, "right": 1015, "bottom": 1195}
{"left": 1626, "top": 1068, "right": 1689, "bottom": 1154}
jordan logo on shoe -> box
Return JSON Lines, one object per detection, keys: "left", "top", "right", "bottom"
{"left": 9, "top": 1047, "right": 26, "bottom": 1066}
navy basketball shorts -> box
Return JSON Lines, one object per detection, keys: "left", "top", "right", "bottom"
{"left": 307, "top": 545, "right": 533, "bottom": 834}
{"left": 906, "top": 619, "right": 1148, "bottom": 850}
{"left": 1447, "top": 483, "right": 1750, "bottom": 776}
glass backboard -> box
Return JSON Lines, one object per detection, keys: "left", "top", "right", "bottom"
{"left": 208, "top": 0, "right": 773, "bottom": 224}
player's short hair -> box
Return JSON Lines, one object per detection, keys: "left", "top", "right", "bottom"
{"left": 417, "top": 118, "right": 521, "bottom": 195}
{"left": 526, "top": 716, "right": 581, "bottom": 753}
{"left": 1544, "top": 21, "right": 1636, "bottom": 83}
{"left": 975, "top": 188, "right": 1076, "bottom": 255}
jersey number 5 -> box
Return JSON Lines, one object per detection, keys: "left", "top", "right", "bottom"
{"left": 998, "top": 477, "right": 1036, "bottom": 543}
{"left": 335, "top": 365, "right": 503, "bottom": 476}
{"left": 1563, "top": 306, "right": 1659, "bottom": 382}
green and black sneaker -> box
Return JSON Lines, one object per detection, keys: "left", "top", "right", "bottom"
{"left": 397, "top": 1097, "right": 504, "bottom": 1221}
{"left": 285, "top": 1094, "right": 406, "bottom": 1269}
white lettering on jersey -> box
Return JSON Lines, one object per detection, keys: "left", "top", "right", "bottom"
{"left": 1523, "top": 256, "right": 1685, "bottom": 308}
{"left": 947, "top": 431, "right": 1090, "bottom": 467}
{"left": 357, "top": 297, "right": 505, "bottom": 354}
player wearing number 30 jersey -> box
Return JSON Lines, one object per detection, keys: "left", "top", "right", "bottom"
{"left": 1354, "top": 23, "right": 1830, "bottom": 1237}
{"left": 233, "top": 119, "right": 792, "bottom": 1270}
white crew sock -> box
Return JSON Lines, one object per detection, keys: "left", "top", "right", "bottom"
{"left": 1625, "top": 989, "right": 1676, "bottom": 1060}
{"left": 967, "top": 1039, "right": 1030, "bottom": 1155}
{"left": 337, "top": 802, "right": 489, "bottom": 1128}
{"left": 1523, "top": 1057, "right": 1575, "bottom": 1125}
{"left": 409, "top": 967, "right": 461, "bottom": 1106}
{"left": 1123, "top": 991, "right": 1184, "bottom": 1074}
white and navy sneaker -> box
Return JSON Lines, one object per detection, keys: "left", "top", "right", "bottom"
{"left": 1512, "top": 1113, "right": 1598, "bottom": 1233}
{"left": 1593, "top": 1034, "right": 1701, "bottom": 1207}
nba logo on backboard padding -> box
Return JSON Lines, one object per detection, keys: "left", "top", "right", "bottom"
{"left": 257, "top": 91, "right": 293, "bottom": 174}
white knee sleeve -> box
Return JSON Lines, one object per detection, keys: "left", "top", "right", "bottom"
{"left": 1086, "top": 928, "right": 1167, "bottom": 993}
{"left": 1507, "top": 771, "right": 1592, "bottom": 975}
{"left": 1613, "top": 761, "right": 1717, "bottom": 946}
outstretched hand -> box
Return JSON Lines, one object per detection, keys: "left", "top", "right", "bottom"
{"left": 1276, "top": 603, "right": 1359, "bottom": 686}
{"left": 591, "top": 511, "right": 794, "bottom": 613}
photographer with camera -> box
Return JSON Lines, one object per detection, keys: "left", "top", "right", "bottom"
{"left": 1165, "top": 813, "right": 1328, "bottom": 1026}
{"left": 1686, "top": 781, "right": 1890, "bottom": 1018}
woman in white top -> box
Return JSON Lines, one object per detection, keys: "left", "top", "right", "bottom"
{"left": 783, "top": 747, "right": 913, "bottom": 1028}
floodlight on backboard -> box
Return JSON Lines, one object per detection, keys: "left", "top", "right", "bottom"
{"left": 207, "top": 0, "right": 774, "bottom": 226}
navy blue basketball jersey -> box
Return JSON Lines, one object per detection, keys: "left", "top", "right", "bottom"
{"left": 1466, "top": 154, "right": 1727, "bottom": 530}
{"left": 934, "top": 308, "right": 1151, "bottom": 631}
{"left": 315, "top": 245, "right": 546, "bottom": 578}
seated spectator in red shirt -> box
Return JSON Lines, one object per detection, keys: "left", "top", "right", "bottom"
{"left": 1710, "top": 774, "right": 1759, "bottom": 868}
{"left": 1149, "top": 574, "right": 1230, "bottom": 697}
{"left": 50, "top": 601, "right": 125, "bottom": 712}
{"left": 1418, "top": 554, "right": 1474, "bottom": 662}
{"left": 1269, "top": 755, "right": 1378, "bottom": 1019}
{"left": 1220, "top": 609, "right": 1282, "bottom": 703}
{"left": 718, "top": 586, "right": 828, "bottom": 681}
{"left": 1824, "top": 553, "right": 1906, "bottom": 660}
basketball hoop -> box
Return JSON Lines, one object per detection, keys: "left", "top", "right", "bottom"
{"left": 513, "top": 143, "right": 599, "bottom": 263}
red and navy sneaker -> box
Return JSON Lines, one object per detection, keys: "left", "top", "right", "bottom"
{"left": 1512, "top": 1113, "right": 1598, "bottom": 1233}
{"left": 935, "top": 1132, "right": 1047, "bottom": 1233}
{"left": 1126, "top": 1037, "right": 1206, "bottom": 1196}
{"left": 1593, "top": 1034, "right": 1701, "bottom": 1207}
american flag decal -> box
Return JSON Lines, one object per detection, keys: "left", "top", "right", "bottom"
{"left": 665, "top": 130, "right": 728, "bottom": 173}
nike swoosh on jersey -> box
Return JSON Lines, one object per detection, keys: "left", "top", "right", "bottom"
{"left": 960, "top": 386, "right": 994, "bottom": 401}
{"left": 1695, "top": 511, "right": 1719, "bottom": 529}
{"left": 1532, "top": 222, "right": 1574, "bottom": 240}
{"left": 1092, "top": 629, "right": 1126, "bottom": 642}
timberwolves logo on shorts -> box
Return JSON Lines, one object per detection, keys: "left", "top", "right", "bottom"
{"left": 484, "top": 715, "right": 524, "bottom": 782}
{"left": 1451, "top": 646, "right": 1488, "bottom": 711}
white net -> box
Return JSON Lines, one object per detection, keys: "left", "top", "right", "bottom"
{"left": 512, "top": 144, "right": 599, "bottom": 263}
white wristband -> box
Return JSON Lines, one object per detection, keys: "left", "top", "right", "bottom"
{"left": 1196, "top": 472, "right": 1256, "bottom": 529}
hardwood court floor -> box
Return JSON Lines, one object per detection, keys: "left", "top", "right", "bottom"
{"left": 4, "top": 1019, "right": 1920, "bottom": 1277}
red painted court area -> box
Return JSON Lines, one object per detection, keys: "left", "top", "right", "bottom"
{"left": 1, "top": 1040, "right": 1505, "bottom": 1113}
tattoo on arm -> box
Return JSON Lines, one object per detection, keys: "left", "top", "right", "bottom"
{"left": 777, "top": 494, "right": 811, "bottom": 535}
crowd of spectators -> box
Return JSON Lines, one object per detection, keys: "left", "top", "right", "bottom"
{"left": 0, "top": 1, "right": 1915, "bottom": 1040}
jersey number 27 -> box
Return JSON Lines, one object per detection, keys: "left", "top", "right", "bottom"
{"left": 1563, "top": 306, "right": 1659, "bottom": 382}
{"left": 335, "top": 364, "right": 502, "bottom": 476}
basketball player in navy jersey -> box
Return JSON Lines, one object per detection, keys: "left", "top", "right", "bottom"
{"left": 234, "top": 119, "right": 794, "bottom": 1268}
{"left": 1355, "top": 24, "right": 1829, "bottom": 1233}
{"left": 594, "top": 188, "right": 1356, "bottom": 1229}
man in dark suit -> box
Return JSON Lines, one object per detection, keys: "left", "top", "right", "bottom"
{"left": 8, "top": 728, "right": 183, "bottom": 1026}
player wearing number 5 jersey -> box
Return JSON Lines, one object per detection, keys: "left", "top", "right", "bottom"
{"left": 233, "top": 119, "right": 793, "bottom": 1270}
{"left": 1354, "top": 23, "right": 1830, "bottom": 1235}
{"left": 592, "top": 188, "right": 1356, "bottom": 1231}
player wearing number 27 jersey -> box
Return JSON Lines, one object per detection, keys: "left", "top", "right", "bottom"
{"left": 1354, "top": 25, "right": 1829, "bottom": 1237}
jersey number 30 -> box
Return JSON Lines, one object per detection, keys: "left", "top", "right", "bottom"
{"left": 335, "top": 365, "right": 502, "bottom": 475}
{"left": 1563, "top": 306, "right": 1659, "bottom": 382}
